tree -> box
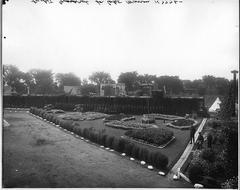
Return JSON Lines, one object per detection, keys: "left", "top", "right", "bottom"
{"left": 3, "top": 64, "right": 26, "bottom": 94}
{"left": 29, "top": 69, "right": 55, "bottom": 95}
{"left": 117, "top": 71, "right": 139, "bottom": 93}
{"left": 89, "top": 71, "right": 114, "bottom": 94}
{"left": 137, "top": 74, "right": 157, "bottom": 84}
{"left": 55, "top": 72, "right": 81, "bottom": 89}
{"left": 80, "top": 82, "right": 97, "bottom": 96}
{"left": 89, "top": 71, "right": 114, "bottom": 85}
{"left": 154, "top": 76, "right": 184, "bottom": 94}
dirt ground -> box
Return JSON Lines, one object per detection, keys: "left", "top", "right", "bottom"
{"left": 3, "top": 110, "right": 192, "bottom": 188}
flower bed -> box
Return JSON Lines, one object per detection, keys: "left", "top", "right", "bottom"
{"left": 58, "top": 112, "right": 109, "bottom": 121}
{"left": 125, "top": 128, "right": 174, "bottom": 147}
{"left": 103, "top": 114, "right": 135, "bottom": 123}
{"left": 143, "top": 113, "right": 183, "bottom": 121}
{"left": 105, "top": 120, "right": 156, "bottom": 130}
{"left": 167, "top": 119, "right": 198, "bottom": 130}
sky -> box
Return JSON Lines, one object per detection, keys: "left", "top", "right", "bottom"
{"left": 2, "top": 0, "right": 239, "bottom": 82}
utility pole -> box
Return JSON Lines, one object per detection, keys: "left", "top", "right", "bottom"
{"left": 231, "top": 70, "right": 238, "bottom": 116}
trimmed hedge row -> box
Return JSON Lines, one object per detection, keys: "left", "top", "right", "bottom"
{"left": 30, "top": 107, "right": 169, "bottom": 169}
{"left": 6, "top": 95, "right": 205, "bottom": 116}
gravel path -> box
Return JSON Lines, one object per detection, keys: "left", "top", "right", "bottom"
{"left": 3, "top": 110, "right": 192, "bottom": 188}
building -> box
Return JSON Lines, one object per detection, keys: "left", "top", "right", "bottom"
{"left": 100, "top": 83, "right": 126, "bottom": 96}
{"left": 63, "top": 86, "right": 81, "bottom": 95}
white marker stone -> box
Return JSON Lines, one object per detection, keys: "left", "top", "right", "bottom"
{"left": 140, "top": 161, "right": 146, "bottom": 165}
{"left": 147, "top": 165, "right": 153, "bottom": 170}
{"left": 158, "top": 171, "right": 165, "bottom": 176}
{"left": 121, "top": 153, "right": 126, "bottom": 156}
{"left": 173, "top": 174, "right": 178, "bottom": 180}
{"left": 105, "top": 147, "right": 110, "bottom": 150}
{"left": 130, "top": 158, "right": 135, "bottom": 161}
{"left": 100, "top": 146, "right": 104, "bottom": 148}
{"left": 110, "top": 149, "right": 114, "bottom": 152}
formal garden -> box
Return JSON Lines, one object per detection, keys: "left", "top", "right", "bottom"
{"left": 29, "top": 106, "right": 201, "bottom": 173}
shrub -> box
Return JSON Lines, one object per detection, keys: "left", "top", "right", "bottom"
{"left": 131, "top": 146, "right": 140, "bottom": 159}
{"left": 106, "top": 136, "right": 115, "bottom": 148}
{"left": 209, "top": 162, "right": 226, "bottom": 178}
{"left": 153, "top": 152, "right": 169, "bottom": 169}
{"left": 200, "top": 149, "right": 215, "bottom": 162}
{"left": 188, "top": 162, "right": 204, "bottom": 184}
{"left": 101, "top": 134, "right": 108, "bottom": 146}
{"left": 60, "top": 120, "right": 74, "bottom": 131}
{"left": 82, "top": 128, "right": 90, "bottom": 139}
{"left": 112, "top": 138, "right": 120, "bottom": 151}
{"left": 117, "top": 138, "right": 127, "bottom": 152}
{"left": 139, "top": 148, "right": 150, "bottom": 162}
{"left": 73, "top": 126, "right": 82, "bottom": 136}
{"left": 123, "top": 141, "right": 133, "bottom": 155}
{"left": 89, "top": 132, "right": 98, "bottom": 143}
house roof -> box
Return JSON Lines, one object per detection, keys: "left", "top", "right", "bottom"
{"left": 204, "top": 95, "right": 224, "bottom": 108}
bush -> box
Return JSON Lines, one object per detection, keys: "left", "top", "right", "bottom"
{"left": 152, "top": 151, "right": 169, "bottom": 169}
{"left": 59, "top": 120, "right": 73, "bottom": 130}
{"left": 124, "top": 141, "right": 134, "bottom": 155}
{"left": 188, "top": 162, "right": 204, "bottom": 184}
{"left": 73, "top": 126, "right": 82, "bottom": 136}
{"left": 200, "top": 149, "right": 215, "bottom": 162}
{"left": 117, "top": 138, "right": 127, "bottom": 152}
{"left": 139, "top": 148, "right": 150, "bottom": 162}
{"left": 106, "top": 136, "right": 115, "bottom": 148}
{"left": 208, "top": 162, "right": 226, "bottom": 178}
{"left": 131, "top": 146, "right": 140, "bottom": 159}
{"left": 82, "top": 128, "right": 90, "bottom": 139}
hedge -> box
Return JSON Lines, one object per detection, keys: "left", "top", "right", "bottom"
{"left": 6, "top": 95, "right": 205, "bottom": 116}
{"left": 30, "top": 107, "right": 169, "bottom": 169}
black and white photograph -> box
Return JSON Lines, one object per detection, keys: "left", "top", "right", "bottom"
{"left": 1, "top": 0, "right": 239, "bottom": 188}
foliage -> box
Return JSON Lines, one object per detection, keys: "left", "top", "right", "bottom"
{"left": 221, "top": 176, "right": 238, "bottom": 189}
{"left": 200, "top": 148, "right": 215, "bottom": 162}
{"left": 80, "top": 83, "right": 97, "bottom": 96}
{"left": 117, "top": 71, "right": 139, "bottom": 92}
{"left": 3, "top": 64, "right": 26, "bottom": 94}
{"left": 125, "top": 128, "right": 174, "bottom": 146}
{"left": 222, "top": 121, "right": 238, "bottom": 178}
{"left": 55, "top": 72, "right": 81, "bottom": 89}
{"left": 89, "top": 71, "right": 114, "bottom": 85}
{"left": 28, "top": 69, "right": 55, "bottom": 95}
{"left": 188, "top": 162, "right": 204, "bottom": 184}
{"left": 154, "top": 75, "right": 184, "bottom": 95}
{"left": 171, "top": 119, "right": 194, "bottom": 126}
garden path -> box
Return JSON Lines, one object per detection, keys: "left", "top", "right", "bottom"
{"left": 167, "top": 118, "right": 208, "bottom": 180}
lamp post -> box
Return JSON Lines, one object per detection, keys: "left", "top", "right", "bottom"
{"left": 231, "top": 70, "right": 238, "bottom": 116}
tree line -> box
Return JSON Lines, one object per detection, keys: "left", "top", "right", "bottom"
{"left": 3, "top": 64, "right": 232, "bottom": 96}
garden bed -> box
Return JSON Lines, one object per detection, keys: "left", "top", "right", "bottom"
{"left": 166, "top": 119, "right": 198, "bottom": 130}
{"left": 143, "top": 114, "right": 184, "bottom": 121}
{"left": 58, "top": 112, "right": 109, "bottom": 121}
{"left": 105, "top": 120, "right": 157, "bottom": 130}
{"left": 124, "top": 128, "right": 174, "bottom": 147}
{"left": 103, "top": 114, "right": 135, "bottom": 123}
{"left": 123, "top": 135, "right": 175, "bottom": 149}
